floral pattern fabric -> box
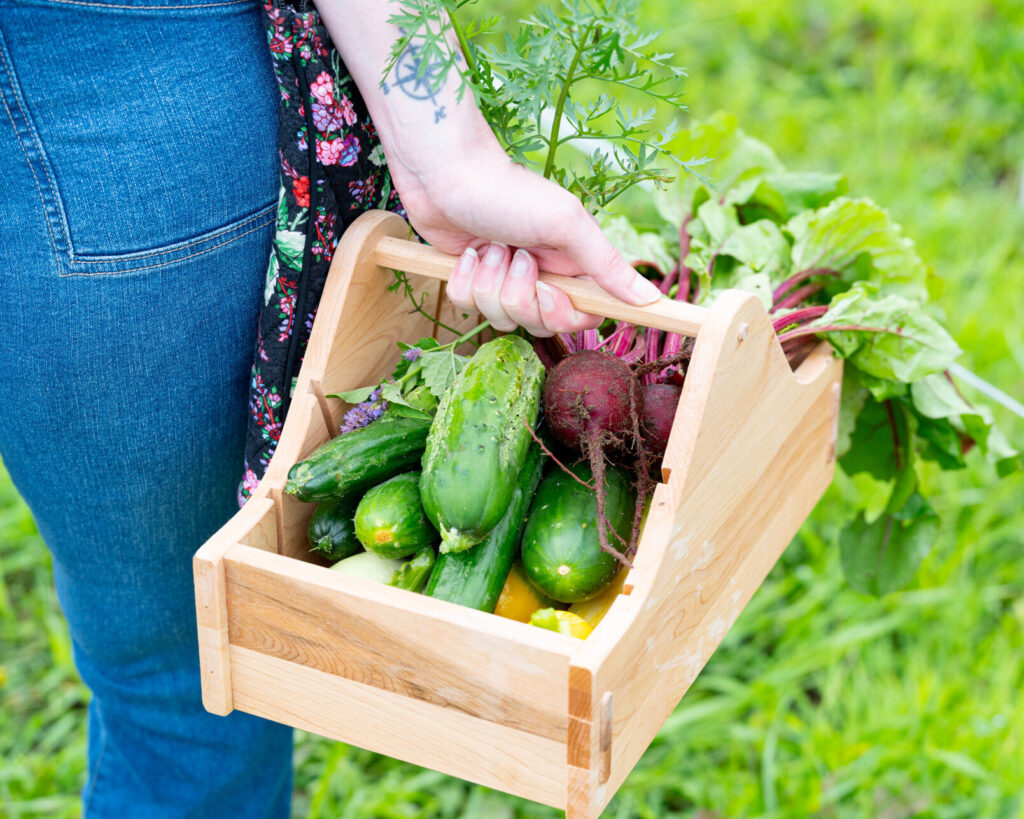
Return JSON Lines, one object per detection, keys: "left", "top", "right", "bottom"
{"left": 241, "top": 0, "right": 405, "bottom": 504}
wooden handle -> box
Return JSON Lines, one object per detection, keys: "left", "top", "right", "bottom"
{"left": 374, "top": 236, "right": 707, "bottom": 337}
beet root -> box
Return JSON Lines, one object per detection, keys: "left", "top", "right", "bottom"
{"left": 640, "top": 383, "right": 682, "bottom": 457}
{"left": 542, "top": 350, "right": 640, "bottom": 453}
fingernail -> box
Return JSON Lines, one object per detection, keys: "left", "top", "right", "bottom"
{"left": 509, "top": 249, "right": 530, "bottom": 278}
{"left": 629, "top": 274, "right": 662, "bottom": 304}
{"left": 536, "top": 281, "right": 555, "bottom": 312}
{"left": 483, "top": 242, "right": 507, "bottom": 267}
{"left": 456, "top": 247, "right": 479, "bottom": 277}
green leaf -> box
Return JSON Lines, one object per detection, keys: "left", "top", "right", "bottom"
{"left": 763, "top": 171, "right": 848, "bottom": 214}
{"left": 717, "top": 220, "right": 789, "bottom": 277}
{"left": 840, "top": 493, "right": 939, "bottom": 596}
{"left": 814, "top": 284, "right": 962, "bottom": 384}
{"left": 787, "top": 197, "right": 929, "bottom": 296}
{"left": 597, "top": 212, "right": 676, "bottom": 275}
{"left": 835, "top": 369, "right": 870, "bottom": 459}
{"left": 840, "top": 398, "right": 912, "bottom": 482}
{"left": 331, "top": 386, "right": 377, "bottom": 404}
{"left": 420, "top": 351, "right": 468, "bottom": 399}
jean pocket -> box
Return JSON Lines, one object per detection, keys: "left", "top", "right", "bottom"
{"left": 0, "top": 0, "right": 278, "bottom": 277}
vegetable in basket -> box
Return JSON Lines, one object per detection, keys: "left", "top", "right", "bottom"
{"left": 420, "top": 335, "right": 545, "bottom": 553}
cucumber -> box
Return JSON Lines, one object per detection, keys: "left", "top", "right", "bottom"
{"left": 331, "top": 546, "right": 433, "bottom": 593}
{"left": 308, "top": 496, "right": 361, "bottom": 561}
{"left": 354, "top": 472, "right": 438, "bottom": 559}
{"left": 424, "top": 443, "right": 544, "bottom": 612}
{"left": 285, "top": 412, "right": 430, "bottom": 502}
{"left": 520, "top": 463, "right": 635, "bottom": 603}
{"left": 421, "top": 336, "right": 545, "bottom": 553}
{"left": 391, "top": 545, "right": 435, "bottom": 593}
{"left": 331, "top": 551, "right": 402, "bottom": 584}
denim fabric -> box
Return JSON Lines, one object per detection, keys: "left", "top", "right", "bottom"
{"left": 0, "top": 0, "right": 293, "bottom": 816}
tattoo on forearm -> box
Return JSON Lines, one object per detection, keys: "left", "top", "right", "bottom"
{"left": 382, "top": 40, "right": 448, "bottom": 123}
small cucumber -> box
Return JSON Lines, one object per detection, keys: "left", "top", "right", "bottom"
{"left": 308, "top": 496, "right": 361, "bottom": 561}
{"left": 520, "top": 463, "right": 634, "bottom": 603}
{"left": 391, "top": 545, "right": 435, "bottom": 593}
{"left": 424, "top": 443, "right": 544, "bottom": 612}
{"left": 285, "top": 412, "right": 430, "bottom": 502}
{"left": 331, "top": 551, "right": 403, "bottom": 584}
{"left": 421, "top": 336, "right": 545, "bottom": 552}
{"left": 354, "top": 472, "right": 438, "bottom": 559}
{"left": 331, "top": 547, "right": 433, "bottom": 593}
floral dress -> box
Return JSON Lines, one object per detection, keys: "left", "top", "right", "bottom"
{"left": 240, "top": 0, "right": 405, "bottom": 504}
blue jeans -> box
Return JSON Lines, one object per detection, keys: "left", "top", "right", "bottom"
{"left": 0, "top": 1, "right": 293, "bottom": 816}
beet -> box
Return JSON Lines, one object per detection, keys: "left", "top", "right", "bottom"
{"left": 640, "top": 383, "right": 682, "bottom": 457}
{"left": 543, "top": 350, "right": 639, "bottom": 452}
{"left": 541, "top": 350, "right": 643, "bottom": 566}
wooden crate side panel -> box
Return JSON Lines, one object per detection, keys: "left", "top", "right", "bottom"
{"left": 568, "top": 292, "right": 842, "bottom": 815}
{"left": 222, "top": 545, "right": 573, "bottom": 742}
{"left": 229, "top": 647, "right": 566, "bottom": 809}
{"left": 194, "top": 495, "right": 280, "bottom": 715}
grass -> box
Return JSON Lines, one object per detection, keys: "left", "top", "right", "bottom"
{"left": 2, "top": 0, "right": 1023, "bottom": 816}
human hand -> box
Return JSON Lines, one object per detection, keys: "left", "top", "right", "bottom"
{"left": 388, "top": 147, "right": 662, "bottom": 337}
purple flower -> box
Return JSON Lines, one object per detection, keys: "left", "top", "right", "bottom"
{"left": 339, "top": 387, "right": 387, "bottom": 433}
{"left": 402, "top": 347, "right": 422, "bottom": 362}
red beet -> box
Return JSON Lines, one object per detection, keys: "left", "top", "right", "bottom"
{"left": 640, "top": 383, "right": 682, "bottom": 457}
{"left": 542, "top": 350, "right": 639, "bottom": 452}
{"left": 541, "top": 350, "right": 642, "bottom": 567}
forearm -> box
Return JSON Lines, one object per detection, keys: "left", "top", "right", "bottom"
{"left": 313, "top": 0, "right": 499, "bottom": 178}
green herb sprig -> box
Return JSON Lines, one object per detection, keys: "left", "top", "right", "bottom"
{"left": 387, "top": 0, "right": 710, "bottom": 211}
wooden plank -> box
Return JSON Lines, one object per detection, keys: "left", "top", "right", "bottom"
{"left": 222, "top": 545, "right": 573, "bottom": 742}
{"left": 230, "top": 646, "right": 566, "bottom": 809}
{"left": 374, "top": 236, "right": 708, "bottom": 338}
{"left": 568, "top": 291, "right": 843, "bottom": 816}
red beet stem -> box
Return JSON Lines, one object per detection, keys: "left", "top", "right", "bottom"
{"left": 771, "top": 267, "right": 839, "bottom": 305}
{"left": 771, "top": 282, "right": 825, "bottom": 312}
{"left": 772, "top": 305, "right": 829, "bottom": 334}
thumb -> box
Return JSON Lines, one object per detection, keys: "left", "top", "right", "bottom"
{"left": 560, "top": 209, "right": 662, "bottom": 306}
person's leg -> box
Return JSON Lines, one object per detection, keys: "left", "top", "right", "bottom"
{"left": 0, "top": 2, "right": 291, "bottom": 816}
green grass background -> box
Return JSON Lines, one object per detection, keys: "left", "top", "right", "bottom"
{"left": 2, "top": 0, "right": 1022, "bottom": 816}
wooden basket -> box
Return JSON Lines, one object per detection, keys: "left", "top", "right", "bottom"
{"left": 194, "top": 210, "right": 843, "bottom": 818}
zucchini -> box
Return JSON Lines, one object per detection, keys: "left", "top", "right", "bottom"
{"left": 354, "top": 472, "right": 438, "bottom": 559}
{"left": 424, "top": 443, "right": 544, "bottom": 612}
{"left": 308, "top": 496, "right": 361, "bottom": 561}
{"left": 421, "top": 336, "right": 545, "bottom": 552}
{"left": 285, "top": 412, "right": 430, "bottom": 502}
{"left": 520, "top": 463, "right": 635, "bottom": 603}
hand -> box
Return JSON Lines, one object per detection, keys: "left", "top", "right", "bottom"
{"left": 387, "top": 147, "right": 663, "bottom": 337}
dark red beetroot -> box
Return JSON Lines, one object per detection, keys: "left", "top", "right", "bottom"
{"left": 640, "top": 383, "right": 682, "bottom": 457}
{"left": 542, "top": 350, "right": 641, "bottom": 566}
{"left": 543, "top": 350, "right": 639, "bottom": 452}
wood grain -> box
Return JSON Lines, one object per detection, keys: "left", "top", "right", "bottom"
{"left": 230, "top": 646, "right": 567, "bottom": 809}
{"left": 222, "top": 544, "right": 574, "bottom": 742}
{"left": 374, "top": 235, "right": 708, "bottom": 337}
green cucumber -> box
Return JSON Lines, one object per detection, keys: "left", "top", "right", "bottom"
{"left": 421, "top": 336, "right": 545, "bottom": 553}
{"left": 308, "top": 496, "right": 361, "bottom": 561}
{"left": 285, "top": 412, "right": 430, "bottom": 502}
{"left": 390, "top": 545, "right": 435, "bottom": 593}
{"left": 354, "top": 472, "right": 438, "bottom": 559}
{"left": 424, "top": 442, "right": 544, "bottom": 612}
{"left": 520, "top": 463, "right": 634, "bottom": 603}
